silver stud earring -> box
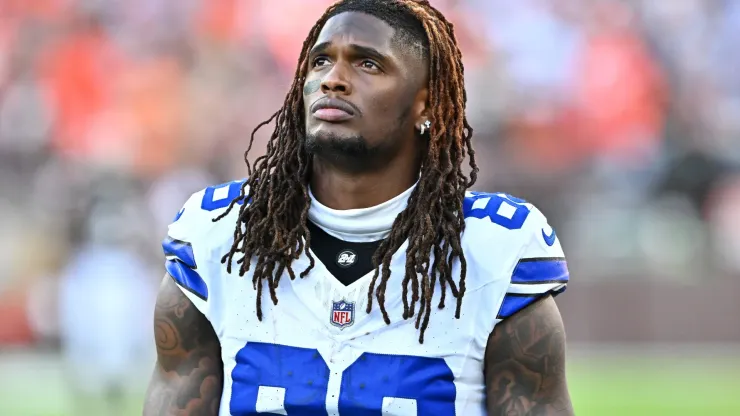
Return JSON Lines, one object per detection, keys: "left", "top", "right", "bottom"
{"left": 419, "top": 120, "right": 431, "bottom": 135}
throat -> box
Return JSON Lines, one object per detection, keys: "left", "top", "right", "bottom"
{"left": 307, "top": 220, "right": 383, "bottom": 286}
{"left": 305, "top": 181, "right": 415, "bottom": 284}
{"left": 310, "top": 155, "right": 421, "bottom": 210}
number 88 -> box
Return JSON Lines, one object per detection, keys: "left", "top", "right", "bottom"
{"left": 230, "top": 342, "right": 456, "bottom": 415}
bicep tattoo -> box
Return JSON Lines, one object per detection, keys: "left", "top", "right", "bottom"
{"left": 484, "top": 295, "right": 573, "bottom": 416}
{"left": 144, "top": 276, "right": 223, "bottom": 416}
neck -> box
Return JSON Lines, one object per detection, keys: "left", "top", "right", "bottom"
{"left": 310, "top": 157, "right": 420, "bottom": 210}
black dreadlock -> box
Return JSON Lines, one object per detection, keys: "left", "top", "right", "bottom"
{"left": 215, "top": 0, "right": 478, "bottom": 343}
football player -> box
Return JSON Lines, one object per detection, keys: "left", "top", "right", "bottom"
{"left": 144, "top": 1, "right": 573, "bottom": 415}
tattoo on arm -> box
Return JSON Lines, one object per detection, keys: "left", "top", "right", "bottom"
{"left": 484, "top": 295, "right": 573, "bottom": 415}
{"left": 144, "top": 276, "right": 223, "bottom": 416}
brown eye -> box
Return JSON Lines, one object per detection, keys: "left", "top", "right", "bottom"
{"left": 313, "top": 57, "right": 330, "bottom": 67}
{"left": 360, "top": 60, "right": 380, "bottom": 70}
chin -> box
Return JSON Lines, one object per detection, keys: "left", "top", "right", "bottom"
{"left": 307, "top": 122, "right": 359, "bottom": 139}
{"left": 305, "top": 129, "right": 373, "bottom": 161}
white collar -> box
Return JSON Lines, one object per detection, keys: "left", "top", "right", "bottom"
{"left": 308, "top": 183, "right": 416, "bottom": 242}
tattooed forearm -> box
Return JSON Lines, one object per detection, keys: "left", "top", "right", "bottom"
{"left": 484, "top": 295, "right": 573, "bottom": 416}
{"left": 144, "top": 276, "right": 223, "bottom": 416}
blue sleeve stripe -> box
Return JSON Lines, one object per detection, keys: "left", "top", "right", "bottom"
{"left": 162, "top": 238, "right": 197, "bottom": 269}
{"left": 497, "top": 294, "right": 541, "bottom": 319}
{"left": 162, "top": 238, "right": 207, "bottom": 301}
{"left": 166, "top": 259, "right": 208, "bottom": 301}
{"left": 511, "top": 257, "right": 569, "bottom": 284}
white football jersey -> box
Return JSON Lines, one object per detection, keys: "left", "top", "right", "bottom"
{"left": 162, "top": 180, "right": 569, "bottom": 416}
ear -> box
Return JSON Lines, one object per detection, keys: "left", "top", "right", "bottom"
{"left": 412, "top": 87, "right": 429, "bottom": 127}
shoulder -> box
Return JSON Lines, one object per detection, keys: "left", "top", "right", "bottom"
{"left": 460, "top": 191, "right": 567, "bottom": 290}
{"left": 166, "top": 179, "right": 247, "bottom": 244}
{"left": 462, "top": 191, "right": 561, "bottom": 255}
{"left": 167, "top": 179, "right": 246, "bottom": 237}
{"left": 161, "top": 180, "right": 246, "bottom": 305}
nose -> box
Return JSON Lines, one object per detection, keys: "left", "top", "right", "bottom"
{"left": 321, "top": 64, "right": 352, "bottom": 95}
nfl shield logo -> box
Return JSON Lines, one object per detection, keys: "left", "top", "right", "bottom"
{"left": 331, "top": 300, "right": 355, "bottom": 329}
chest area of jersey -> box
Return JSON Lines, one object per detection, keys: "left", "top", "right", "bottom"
{"left": 225, "top": 338, "right": 459, "bottom": 415}
{"left": 218, "top": 278, "right": 486, "bottom": 416}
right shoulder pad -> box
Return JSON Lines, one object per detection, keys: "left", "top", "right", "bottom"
{"left": 167, "top": 179, "right": 246, "bottom": 242}
{"left": 161, "top": 180, "right": 246, "bottom": 312}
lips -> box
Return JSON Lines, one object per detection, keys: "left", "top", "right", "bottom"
{"left": 311, "top": 97, "right": 356, "bottom": 122}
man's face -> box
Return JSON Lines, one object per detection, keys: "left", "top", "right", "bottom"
{"left": 303, "top": 11, "right": 428, "bottom": 171}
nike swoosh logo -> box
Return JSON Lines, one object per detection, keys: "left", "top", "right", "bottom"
{"left": 542, "top": 228, "right": 557, "bottom": 246}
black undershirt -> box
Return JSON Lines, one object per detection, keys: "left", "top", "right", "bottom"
{"left": 306, "top": 220, "right": 384, "bottom": 286}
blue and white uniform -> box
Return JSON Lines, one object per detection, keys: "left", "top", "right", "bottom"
{"left": 163, "top": 180, "right": 569, "bottom": 415}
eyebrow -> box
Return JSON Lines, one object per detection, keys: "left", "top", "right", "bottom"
{"left": 309, "top": 41, "right": 390, "bottom": 63}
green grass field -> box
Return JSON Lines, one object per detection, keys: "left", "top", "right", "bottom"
{"left": 2, "top": 349, "right": 738, "bottom": 415}
{"left": 568, "top": 353, "right": 740, "bottom": 415}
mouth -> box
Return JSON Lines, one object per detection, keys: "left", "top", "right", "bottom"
{"left": 311, "top": 97, "right": 356, "bottom": 122}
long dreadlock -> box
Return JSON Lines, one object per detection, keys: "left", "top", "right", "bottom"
{"left": 215, "top": 0, "right": 478, "bottom": 343}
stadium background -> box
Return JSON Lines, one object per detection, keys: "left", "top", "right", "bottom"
{"left": 1, "top": 0, "right": 739, "bottom": 414}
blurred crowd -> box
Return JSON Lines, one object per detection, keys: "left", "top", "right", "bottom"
{"left": 1, "top": 0, "right": 739, "bottom": 351}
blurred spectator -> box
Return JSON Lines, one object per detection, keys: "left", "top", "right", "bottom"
{"left": 57, "top": 187, "right": 157, "bottom": 414}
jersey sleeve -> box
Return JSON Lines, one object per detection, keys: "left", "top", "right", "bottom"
{"left": 496, "top": 206, "right": 569, "bottom": 320}
{"left": 160, "top": 180, "right": 247, "bottom": 330}
{"left": 161, "top": 189, "right": 214, "bottom": 318}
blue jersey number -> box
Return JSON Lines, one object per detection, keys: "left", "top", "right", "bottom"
{"left": 338, "top": 352, "right": 456, "bottom": 415}
{"left": 230, "top": 342, "right": 456, "bottom": 415}
{"left": 463, "top": 192, "right": 531, "bottom": 230}
{"left": 201, "top": 180, "right": 245, "bottom": 211}
{"left": 231, "top": 343, "right": 330, "bottom": 415}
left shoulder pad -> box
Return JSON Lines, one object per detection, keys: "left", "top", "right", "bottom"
{"left": 462, "top": 192, "right": 564, "bottom": 256}
{"left": 462, "top": 192, "right": 569, "bottom": 319}
{"left": 501, "top": 203, "right": 568, "bottom": 319}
